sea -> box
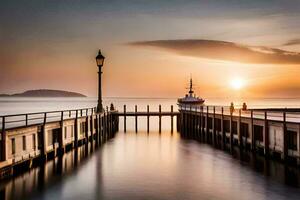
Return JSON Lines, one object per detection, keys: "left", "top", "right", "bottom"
{"left": 0, "top": 97, "right": 300, "bottom": 200}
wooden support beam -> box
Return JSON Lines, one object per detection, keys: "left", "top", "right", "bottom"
{"left": 124, "top": 105, "right": 126, "bottom": 133}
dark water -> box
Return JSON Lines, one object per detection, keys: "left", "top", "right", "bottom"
{"left": 1, "top": 98, "right": 300, "bottom": 200}
{"left": 1, "top": 131, "right": 300, "bottom": 200}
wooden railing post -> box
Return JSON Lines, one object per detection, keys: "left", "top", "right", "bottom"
{"left": 1, "top": 116, "right": 6, "bottom": 161}
{"left": 230, "top": 108, "right": 233, "bottom": 150}
{"left": 99, "top": 113, "right": 102, "bottom": 144}
{"left": 264, "top": 111, "right": 269, "bottom": 156}
{"left": 91, "top": 109, "right": 94, "bottom": 145}
{"left": 42, "top": 112, "right": 47, "bottom": 159}
{"left": 200, "top": 106, "right": 204, "bottom": 139}
{"left": 59, "top": 111, "right": 65, "bottom": 154}
{"left": 171, "top": 105, "right": 174, "bottom": 133}
{"left": 283, "top": 111, "right": 287, "bottom": 160}
{"left": 124, "top": 105, "right": 126, "bottom": 133}
{"left": 206, "top": 106, "right": 209, "bottom": 142}
{"left": 212, "top": 106, "right": 216, "bottom": 145}
{"left": 159, "top": 105, "right": 162, "bottom": 133}
{"left": 135, "top": 105, "right": 138, "bottom": 133}
{"left": 44, "top": 112, "right": 47, "bottom": 124}
{"left": 147, "top": 105, "right": 150, "bottom": 133}
{"left": 251, "top": 110, "right": 254, "bottom": 150}
{"left": 25, "top": 114, "right": 28, "bottom": 126}
{"left": 221, "top": 107, "right": 225, "bottom": 147}
{"left": 74, "top": 110, "right": 79, "bottom": 147}
{"left": 238, "top": 109, "right": 242, "bottom": 147}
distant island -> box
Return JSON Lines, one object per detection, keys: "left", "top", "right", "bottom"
{"left": 0, "top": 89, "right": 86, "bottom": 97}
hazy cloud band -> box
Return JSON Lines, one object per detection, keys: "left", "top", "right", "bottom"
{"left": 129, "top": 39, "right": 300, "bottom": 64}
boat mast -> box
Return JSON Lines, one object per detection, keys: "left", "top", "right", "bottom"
{"left": 189, "top": 77, "right": 194, "bottom": 95}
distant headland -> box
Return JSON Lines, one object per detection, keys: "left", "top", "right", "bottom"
{"left": 0, "top": 89, "right": 86, "bottom": 97}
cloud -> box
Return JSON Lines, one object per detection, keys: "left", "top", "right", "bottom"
{"left": 283, "top": 39, "right": 300, "bottom": 46}
{"left": 129, "top": 39, "right": 300, "bottom": 64}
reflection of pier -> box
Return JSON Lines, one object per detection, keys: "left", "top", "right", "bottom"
{"left": 179, "top": 105, "right": 300, "bottom": 165}
{"left": 0, "top": 107, "right": 119, "bottom": 179}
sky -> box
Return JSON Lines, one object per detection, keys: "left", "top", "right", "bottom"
{"left": 1, "top": 0, "right": 300, "bottom": 98}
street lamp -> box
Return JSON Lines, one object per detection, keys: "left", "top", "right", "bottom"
{"left": 96, "top": 50, "right": 105, "bottom": 113}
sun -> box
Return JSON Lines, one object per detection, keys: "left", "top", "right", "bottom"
{"left": 230, "top": 78, "right": 245, "bottom": 90}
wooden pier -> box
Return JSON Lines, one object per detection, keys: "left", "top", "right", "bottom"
{"left": 0, "top": 107, "right": 119, "bottom": 179}
{"left": 113, "top": 105, "right": 179, "bottom": 133}
{"left": 1, "top": 103, "right": 300, "bottom": 177}
{"left": 179, "top": 105, "right": 300, "bottom": 166}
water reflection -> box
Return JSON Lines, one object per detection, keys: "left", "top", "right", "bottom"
{"left": 1, "top": 131, "right": 300, "bottom": 200}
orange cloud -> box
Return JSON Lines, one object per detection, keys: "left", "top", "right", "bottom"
{"left": 130, "top": 39, "right": 300, "bottom": 65}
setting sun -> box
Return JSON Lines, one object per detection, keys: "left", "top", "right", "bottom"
{"left": 230, "top": 78, "right": 245, "bottom": 90}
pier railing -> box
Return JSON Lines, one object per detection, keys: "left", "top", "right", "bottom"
{"left": 0, "top": 107, "right": 99, "bottom": 131}
{"left": 179, "top": 105, "right": 300, "bottom": 123}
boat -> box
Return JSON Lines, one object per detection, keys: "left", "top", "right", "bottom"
{"left": 177, "top": 78, "right": 205, "bottom": 109}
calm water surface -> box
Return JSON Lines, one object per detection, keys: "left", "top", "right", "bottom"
{"left": 1, "top": 131, "right": 300, "bottom": 200}
{"left": 1, "top": 98, "right": 300, "bottom": 200}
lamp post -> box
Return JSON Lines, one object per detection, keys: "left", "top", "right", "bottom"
{"left": 96, "top": 50, "right": 105, "bottom": 113}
